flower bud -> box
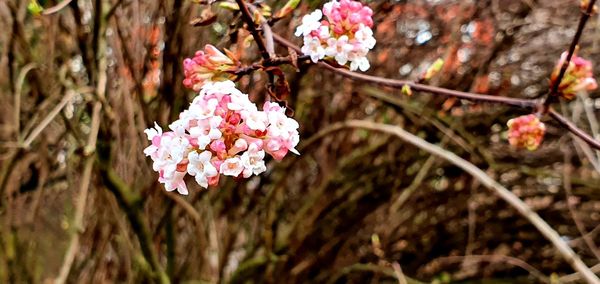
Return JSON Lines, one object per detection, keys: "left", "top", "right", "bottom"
{"left": 550, "top": 52, "right": 597, "bottom": 100}
{"left": 507, "top": 114, "right": 546, "bottom": 151}
{"left": 182, "top": 45, "right": 240, "bottom": 92}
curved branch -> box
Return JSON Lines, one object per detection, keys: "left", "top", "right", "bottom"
{"left": 313, "top": 119, "right": 600, "bottom": 283}
{"left": 42, "top": 0, "right": 74, "bottom": 15}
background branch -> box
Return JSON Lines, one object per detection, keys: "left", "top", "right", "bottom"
{"left": 314, "top": 119, "right": 600, "bottom": 283}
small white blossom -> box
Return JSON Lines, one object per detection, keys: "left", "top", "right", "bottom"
{"left": 187, "top": 151, "right": 218, "bottom": 188}
{"left": 294, "top": 10, "right": 323, "bottom": 37}
{"left": 241, "top": 144, "right": 267, "bottom": 178}
{"left": 220, "top": 157, "right": 244, "bottom": 177}
{"left": 302, "top": 36, "right": 326, "bottom": 63}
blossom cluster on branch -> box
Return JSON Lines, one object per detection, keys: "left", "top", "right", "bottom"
{"left": 550, "top": 51, "right": 598, "bottom": 100}
{"left": 182, "top": 45, "right": 240, "bottom": 92}
{"left": 142, "top": 0, "right": 600, "bottom": 194}
{"left": 144, "top": 81, "right": 300, "bottom": 194}
{"left": 295, "top": 0, "right": 376, "bottom": 71}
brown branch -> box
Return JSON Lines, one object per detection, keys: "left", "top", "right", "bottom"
{"left": 42, "top": 0, "right": 74, "bottom": 15}
{"left": 271, "top": 33, "right": 538, "bottom": 108}
{"left": 544, "top": 0, "right": 598, "bottom": 109}
{"left": 271, "top": 33, "right": 600, "bottom": 151}
{"left": 54, "top": 102, "right": 102, "bottom": 284}
{"left": 549, "top": 108, "right": 600, "bottom": 150}
{"left": 235, "top": 0, "right": 271, "bottom": 60}
{"left": 232, "top": 54, "right": 310, "bottom": 76}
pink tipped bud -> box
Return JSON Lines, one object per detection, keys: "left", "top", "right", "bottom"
{"left": 182, "top": 45, "right": 240, "bottom": 91}
{"left": 507, "top": 114, "right": 546, "bottom": 151}
{"left": 550, "top": 52, "right": 597, "bottom": 100}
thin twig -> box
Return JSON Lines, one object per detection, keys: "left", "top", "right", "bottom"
{"left": 14, "top": 63, "right": 37, "bottom": 143}
{"left": 580, "top": 92, "right": 600, "bottom": 162}
{"left": 54, "top": 102, "right": 102, "bottom": 284}
{"left": 566, "top": 100, "right": 600, "bottom": 172}
{"left": 42, "top": 0, "right": 74, "bottom": 15}
{"left": 235, "top": 0, "right": 271, "bottom": 60}
{"left": 271, "top": 33, "right": 537, "bottom": 107}
{"left": 21, "top": 90, "right": 76, "bottom": 148}
{"left": 316, "top": 119, "right": 600, "bottom": 283}
{"left": 434, "top": 255, "right": 549, "bottom": 283}
{"left": 232, "top": 54, "right": 310, "bottom": 76}
{"left": 246, "top": 3, "right": 275, "bottom": 56}
{"left": 549, "top": 108, "right": 600, "bottom": 150}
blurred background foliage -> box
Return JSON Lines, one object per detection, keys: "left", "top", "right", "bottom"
{"left": 1, "top": 0, "right": 600, "bottom": 283}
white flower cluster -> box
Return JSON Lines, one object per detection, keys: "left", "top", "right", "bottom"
{"left": 295, "top": 0, "right": 376, "bottom": 71}
{"left": 144, "top": 81, "right": 300, "bottom": 194}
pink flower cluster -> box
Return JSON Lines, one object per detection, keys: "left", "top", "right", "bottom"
{"left": 183, "top": 45, "right": 240, "bottom": 92}
{"left": 295, "top": 0, "right": 375, "bottom": 71}
{"left": 144, "top": 81, "right": 300, "bottom": 194}
{"left": 550, "top": 52, "right": 598, "bottom": 100}
{"left": 507, "top": 114, "right": 546, "bottom": 151}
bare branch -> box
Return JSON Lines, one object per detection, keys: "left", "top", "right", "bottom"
{"left": 271, "top": 33, "right": 600, "bottom": 151}
{"left": 235, "top": 0, "right": 271, "bottom": 60}
{"left": 54, "top": 102, "right": 101, "bottom": 284}
{"left": 271, "top": 33, "right": 538, "bottom": 108}
{"left": 549, "top": 108, "right": 600, "bottom": 150}
{"left": 42, "top": 0, "right": 74, "bottom": 15}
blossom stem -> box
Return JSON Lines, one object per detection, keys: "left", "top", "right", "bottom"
{"left": 544, "top": 0, "right": 597, "bottom": 110}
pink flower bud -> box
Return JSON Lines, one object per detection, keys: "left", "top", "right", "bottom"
{"left": 507, "top": 114, "right": 546, "bottom": 151}
{"left": 550, "top": 52, "right": 597, "bottom": 100}
{"left": 182, "top": 45, "right": 240, "bottom": 92}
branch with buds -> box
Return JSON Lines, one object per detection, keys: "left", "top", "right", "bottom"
{"left": 168, "top": 0, "right": 600, "bottom": 176}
